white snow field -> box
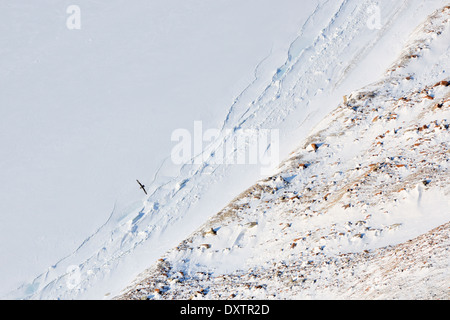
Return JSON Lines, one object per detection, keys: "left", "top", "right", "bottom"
{"left": 1, "top": 0, "right": 448, "bottom": 300}
{"left": 0, "top": 0, "right": 314, "bottom": 299}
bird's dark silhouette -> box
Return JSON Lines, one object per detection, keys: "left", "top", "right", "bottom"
{"left": 136, "top": 180, "right": 147, "bottom": 195}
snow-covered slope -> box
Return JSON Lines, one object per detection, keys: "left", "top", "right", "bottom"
{"left": 118, "top": 5, "right": 450, "bottom": 300}
{"left": 0, "top": 0, "right": 317, "bottom": 299}
{"left": 4, "top": 0, "right": 448, "bottom": 300}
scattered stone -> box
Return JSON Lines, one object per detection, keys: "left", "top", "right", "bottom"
{"left": 204, "top": 228, "right": 217, "bottom": 236}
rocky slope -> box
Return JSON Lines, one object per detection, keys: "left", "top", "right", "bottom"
{"left": 117, "top": 5, "right": 450, "bottom": 300}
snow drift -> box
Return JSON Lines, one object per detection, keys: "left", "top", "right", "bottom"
{"left": 119, "top": 4, "right": 450, "bottom": 300}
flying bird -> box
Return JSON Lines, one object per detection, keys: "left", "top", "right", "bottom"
{"left": 136, "top": 180, "right": 147, "bottom": 195}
